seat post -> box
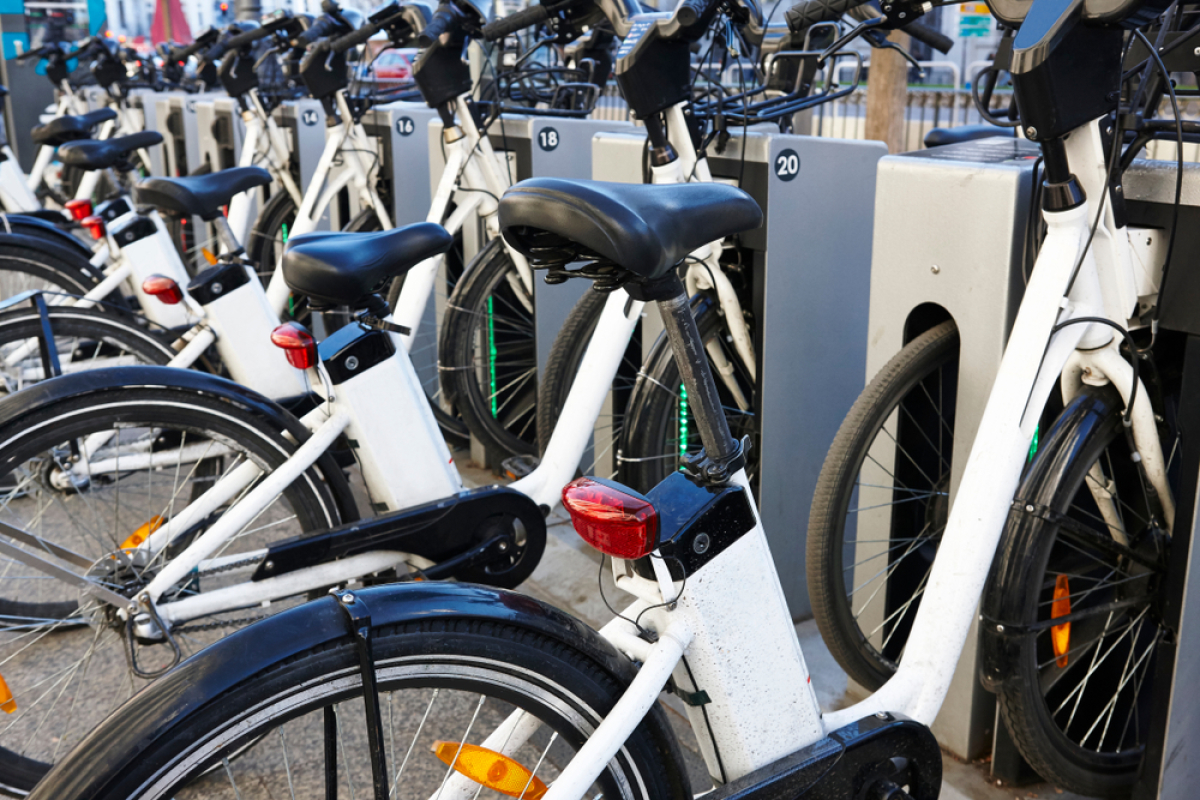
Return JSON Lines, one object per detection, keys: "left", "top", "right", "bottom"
{"left": 653, "top": 272, "right": 741, "bottom": 479}
{"left": 212, "top": 214, "right": 244, "bottom": 256}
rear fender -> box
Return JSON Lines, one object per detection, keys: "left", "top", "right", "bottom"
{"left": 29, "top": 583, "right": 689, "bottom": 800}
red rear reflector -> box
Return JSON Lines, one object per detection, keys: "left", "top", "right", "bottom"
{"left": 65, "top": 199, "right": 93, "bottom": 221}
{"left": 80, "top": 215, "right": 106, "bottom": 240}
{"left": 142, "top": 275, "right": 183, "bottom": 305}
{"left": 270, "top": 322, "right": 318, "bottom": 369}
{"left": 562, "top": 477, "right": 659, "bottom": 559}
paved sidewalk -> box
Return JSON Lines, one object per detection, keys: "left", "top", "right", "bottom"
{"left": 510, "top": 497, "right": 1087, "bottom": 800}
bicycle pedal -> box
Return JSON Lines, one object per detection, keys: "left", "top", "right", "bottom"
{"left": 500, "top": 455, "right": 539, "bottom": 480}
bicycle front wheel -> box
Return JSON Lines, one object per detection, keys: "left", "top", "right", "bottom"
{"left": 805, "top": 320, "right": 958, "bottom": 691}
{"left": 30, "top": 610, "right": 690, "bottom": 800}
{"left": 439, "top": 239, "right": 538, "bottom": 458}
{"left": 0, "top": 378, "right": 340, "bottom": 795}
{"left": 618, "top": 295, "right": 758, "bottom": 494}
{"left": 986, "top": 385, "right": 1171, "bottom": 797}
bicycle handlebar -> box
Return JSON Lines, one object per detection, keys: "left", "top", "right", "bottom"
{"left": 676, "top": 0, "right": 720, "bottom": 27}
{"left": 418, "top": 7, "right": 459, "bottom": 48}
{"left": 481, "top": 4, "right": 550, "bottom": 40}
{"left": 903, "top": 21, "right": 952, "bottom": 53}
{"left": 223, "top": 24, "right": 277, "bottom": 52}
{"left": 327, "top": 20, "right": 380, "bottom": 52}
{"left": 784, "top": 0, "right": 952, "bottom": 55}
{"left": 295, "top": 15, "right": 342, "bottom": 45}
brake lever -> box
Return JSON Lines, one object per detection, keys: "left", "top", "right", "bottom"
{"left": 254, "top": 45, "right": 281, "bottom": 70}
{"left": 818, "top": 16, "right": 882, "bottom": 64}
{"left": 863, "top": 28, "right": 923, "bottom": 75}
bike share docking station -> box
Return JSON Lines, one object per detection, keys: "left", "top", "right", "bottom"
{"left": 867, "top": 137, "right": 1200, "bottom": 792}
{"left": 591, "top": 127, "right": 885, "bottom": 620}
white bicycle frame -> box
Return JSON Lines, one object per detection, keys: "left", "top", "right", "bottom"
{"left": 224, "top": 89, "right": 305, "bottom": 248}
{"left": 263, "top": 89, "right": 398, "bottom": 314}
{"left": 462, "top": 113, "right": 1178, "bottom": 798}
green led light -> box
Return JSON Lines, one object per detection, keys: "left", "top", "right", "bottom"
{"left": 1028, "top": 424, "right": 1039, "bottom": 462}
{"left": 487, "top": 295, "right": 498, "bottom": 418}
{"left": 678, "top": 383, "right": 688, "bottom": 469}
{"left": 281, "top": 222, "right": 288, "bottom": 245}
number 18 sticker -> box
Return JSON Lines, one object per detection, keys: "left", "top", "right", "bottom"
{"left": 775, "top": 149, "right": 799, "bottom": 181}
{"left": 538, "top": 127, "right": 559, "bottom": 151}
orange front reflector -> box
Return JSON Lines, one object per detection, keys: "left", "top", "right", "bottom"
{"left": 201, "top": 247, "right": 218, "bottom": 265}
{"left": 1051, "top": 574, "right": 1071, "bottom": 668}
{"left": 0, "top": 673, "right": 16, "bottom": 713}
{"left": 432, "top": 741, "right": 548, "bottom": 800}
{"left": 121, "top": 516, "right": 164, "bottom": 552}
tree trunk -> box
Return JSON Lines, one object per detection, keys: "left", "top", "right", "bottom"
{"left": 864, "top": 33, "right": 911, "bottom": 153}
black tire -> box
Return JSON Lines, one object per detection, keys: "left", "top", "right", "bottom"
{"left": 246, "top": 189, "right": 297, "bottom": 282}
{"left": 29, "top": 614, "right": 691, "bottom": 800}
{"left": 0, "top": 305, "right": 175, "bottom": 394}
{"left": 806, "top": 320, "right": 959, "bottom": 691}
{"left": 986, "top": 385, "right": 1171, "bottom": 798}
{"left": 0, "top": 240, "right": 120, "bottom": 308}
{"left": 618, "top": 295, "right": 758, "bottom": 494}
{"left": 536, "top": 289, "right": 644, "bottom": 477}
{"left": 439, "top": 239, "right": 538, "bottom": 458}
{"left": 0, "top": 383, "right": 341, "bottom": 795}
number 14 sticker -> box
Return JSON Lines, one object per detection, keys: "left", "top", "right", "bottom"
{"left": 775, "top": 149, "right": 799, "bottom": 181}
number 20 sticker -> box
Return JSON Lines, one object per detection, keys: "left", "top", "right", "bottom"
{"left": 775, "top": 149, "right": 800, "bottom": 181}
{"left": 538, "top": 127, "right": 559, "bottom": 151}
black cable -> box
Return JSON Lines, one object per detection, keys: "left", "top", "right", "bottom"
{"left": 1133, "top": 28, "right": 1183, "bottom": 326}
{"left": 679, "top": 654, "right": 728, "bottom": 785}
{"left": 1051, "top": 316, "right": 1140, "bottom": 424}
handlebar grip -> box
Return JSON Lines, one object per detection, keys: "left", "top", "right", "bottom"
{"left": 223, "top": 24, "right": 275, "bottom": 52}
{"left": 296, "top": 15, "right": 338, "bottom": 45}
{"left": 676, "top": 0, "right": 718, "bottom": 27}
{"left": 481, "top": 4, "right": 550, "bottom": 41}
{"left": 418, "top": 7, "right": 459, "bottom": 48}
{"left": 900, "top": 19, "right": 952, "bottom": 54}
{"left": 328, "top": 21, "right": 380, "bottom": 52}
{"left": 783, "top": 0, "right": 866, "bottom": 32}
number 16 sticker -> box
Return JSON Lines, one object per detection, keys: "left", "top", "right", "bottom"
{"left": 775, "top": 149, "right": 800, "bottom": 181}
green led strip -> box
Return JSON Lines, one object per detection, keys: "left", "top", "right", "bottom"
{"left": 678, "top": 383, "right": 688, "bottom": 469}
{"left": 281, "top": 222, "right": 288, "bottom": 244}
{"left": 1028, "top": 424, "right": 1039, "bottom": 463}
{"left": 487, "top": 296, "right": 498, "bottom": 417}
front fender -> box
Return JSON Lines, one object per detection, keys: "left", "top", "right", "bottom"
{"left": 0, "top": 366, "right": 358, "bottom": 522}
{"left": 30, "top": 584, "right": 678, "bottom": 800}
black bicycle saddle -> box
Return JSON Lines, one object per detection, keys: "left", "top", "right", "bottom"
{"left": 498, "top": 178, "right": 762, "bottom": 281}
{"left": 136, "top": 167, "right": 272, "bottom": 221}
{"left": 282, "top": 223, "right": 453, "bottom": 308}
{"left": 31, "top": 108, "right": 119, "bottom": 147}
{"left": 57, "top": 131, "right": 162, "bottom": 172}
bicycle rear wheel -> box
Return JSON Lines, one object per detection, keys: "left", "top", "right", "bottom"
{"left": 0, "top": 381, "right": 340, "bottom": 795}
{"left": 29, "top": 612, "right": 690, "bottom": 800}
{"left": 986, "top": 385, "right": 1172, "bottom": 798}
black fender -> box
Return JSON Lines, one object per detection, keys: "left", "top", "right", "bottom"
{"left": 0, "top": 366, "right": 359, "bottom": 523}
{"left": 28, "top": 583, "right": 689, "bottom": 800}
{"left": 0, "top": 213, "right": 95, "bottom": 261}
{"left": 978, "top": 384, "right": 1122, "bottom": 692}
{"left": 0, "top": 230, "right": 106, "bottom": 287}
